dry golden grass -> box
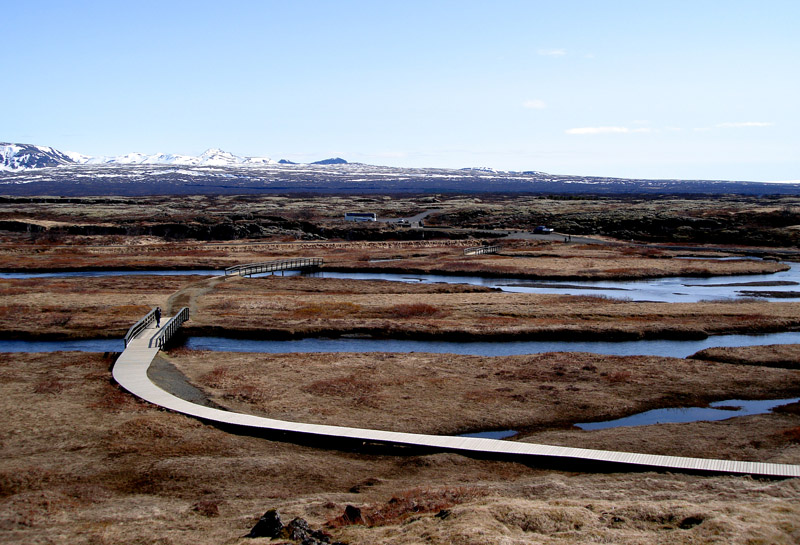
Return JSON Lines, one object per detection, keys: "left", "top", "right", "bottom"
{"left": 3, "top": 351, "right": 799, "bottom": 544}
{"left": 327, "top": 243, "right": 789, "bottom": 280}
{"left": 0, "top": 276, "right": 206, "bottom": 338}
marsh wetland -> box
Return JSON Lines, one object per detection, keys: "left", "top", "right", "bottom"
{"left": 2, "top": 195, "right": 800, "bottom": 544}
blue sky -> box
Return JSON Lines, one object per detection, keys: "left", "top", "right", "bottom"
{"left": 3, "top": 0, "right": 798, "bottom": 181}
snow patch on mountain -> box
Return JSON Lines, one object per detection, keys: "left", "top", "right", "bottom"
{"left": 2, "top": 143, "right": 280, "bottom": 170}
{"left": 1, "top": 143, "right": 75, "bottom": 171}
{"left": 77, "top": 148, "right": 278, "bottom": 167}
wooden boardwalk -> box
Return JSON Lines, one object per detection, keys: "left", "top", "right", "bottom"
{"left": 113, "top": 313, "right": 800, "bottom": 478}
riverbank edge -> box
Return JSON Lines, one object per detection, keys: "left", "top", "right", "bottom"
{"left": 5, "top": 322, "right": 800, "bottom": 343}
{"left": 320, "top": 261, "right": 791, "bottom": 281}
{"left": 0, "top": 257, "right": 790, "bottom": 280}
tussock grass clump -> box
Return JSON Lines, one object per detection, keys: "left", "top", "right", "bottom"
{"left": 492, "top": 502, "right": 596, "bottom": 533}
{"left": 291, "top": 301, "right": 363, "bottom": 319}
{"left": 782, "top": 426, "right": 800, "bottom": 443}
{"left": 304, "top": 375, "right": 379, "bottom": 397}
{"left": 32, "top": 378, "right": 66, "bottom": 394}
{"left": 201, "top": 365, "right": 270, "bottom": 404}
{"left": 0, "top": 467, "right": 57, "bottom": 497}
{"left": 385, "top": 303, "right": 445, "bottom": 318}
{"left": 328, "top": 486, "right": 486, "bottom": 528}
{"left": 603, "top": 371, "right": 633, "bottom": 384}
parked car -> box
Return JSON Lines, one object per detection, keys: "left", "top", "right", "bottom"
{"left": 533, "top": 225, "right": 554, "bottom": 234}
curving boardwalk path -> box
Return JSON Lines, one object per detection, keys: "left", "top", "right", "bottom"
{"left": 113, "top": 314, "right": 800, "bottom": 478}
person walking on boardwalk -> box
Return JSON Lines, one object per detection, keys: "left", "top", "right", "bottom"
{"left": 155, "top": 306, "right": 162, "bottom": 327}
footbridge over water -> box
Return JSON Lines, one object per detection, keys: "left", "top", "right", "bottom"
{"left": 225, "top": 257, "right": 323, "bottom": 277}
{"left": 113, "top": 309, "right": 800, "bottom": 479}
{"left": 463, "top": 245, "right": 501, "bottom": 256}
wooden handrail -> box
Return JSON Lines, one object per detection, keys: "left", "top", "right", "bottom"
{"left": 225, "top": 257, "right": 324, "bottom": 277}
{"left": 148, "top": 307, "right": 189, "bottom": 348}
{"left": 464, "top": 245, "right": 500, "bottom": 256}
{"left": 124, "top": 307, "right": 158, "bottom": 348}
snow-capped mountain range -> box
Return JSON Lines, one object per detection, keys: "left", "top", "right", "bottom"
{"left": 1, "top": 143, "right": 344, "bottom": 171}
{"left": 3, "top": 141, "right": 799, "bottom": 197}
{"left": 64, "top": 148, "right": 277, "bottom": 167}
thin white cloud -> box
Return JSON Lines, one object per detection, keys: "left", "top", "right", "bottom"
{"left": 538, "top": 48, "right": 566, "bottom": 57}
{"left": 522, "top": 99, "right": 546, "bottom": 110}
{"left": 565, "top": 126, "right": 652, "bottom": 135}
{"left": 716, "top": 121, "right": 774, "bottom": 128}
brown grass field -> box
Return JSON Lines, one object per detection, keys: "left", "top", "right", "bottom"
{"left": 2, "top": 348, "right": 799, "bottom": 544}
{"left": 2, "top": 221, "right": 800, "bottom": 544}
{"left": 189, "top": 275, "right": 800, "bottom": 340}
{"left": 0, "top": 237, "right": 789, "bottom": 279}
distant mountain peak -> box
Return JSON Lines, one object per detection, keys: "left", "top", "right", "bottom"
{"left": 1, "top": 142, "right": 75, "bottom": 171}
{"left": 311, "top": 157, "right": 348, "bottom": 165}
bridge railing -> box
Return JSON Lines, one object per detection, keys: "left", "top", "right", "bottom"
{"left": 148, "top": 307, "right": 190, "bottom": 348}
{"left": 124, "top": 307, "right": 158, "bottom": 348}
{"left": 225, "top": 257, "right": 324, "bottom": 277}
{"left": 463, "top": 245, "right": 500, "bottom": 256}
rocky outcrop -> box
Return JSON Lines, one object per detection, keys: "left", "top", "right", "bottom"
{"left": 246, "top": 509, "right": 345, "bottom": 544}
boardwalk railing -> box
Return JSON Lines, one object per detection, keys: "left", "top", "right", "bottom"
{"left": 124, "top": 307, "right": 158, "bottom": 348}
{"left": 148, "top": 307, "right": 190, "bottom": 348}
{"left": 225, "top": 257, "right": 324, "bottom": 277}
{"left": 463, "top": 245, "right": 500, "bottom": 256}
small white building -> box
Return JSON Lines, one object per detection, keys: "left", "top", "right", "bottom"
{"left": 344, "top": 212, "right": 377, "bottom": 222}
